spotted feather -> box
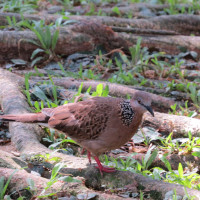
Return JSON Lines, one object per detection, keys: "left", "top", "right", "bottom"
{"left": 120, "top": 100, "right": 135, "bottom": 126}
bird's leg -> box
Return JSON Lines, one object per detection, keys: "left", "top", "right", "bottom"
{"left": 81, "top": 150, "right": 116, "bottom": 172}
{"left": 94, "top": 156, "right": 116, "bottom": 174}
{"left": 81, "top": 148, "right": 92, "bottom": 165}
{"left": 81, "top": 149, "right": 92, "bottom": 164}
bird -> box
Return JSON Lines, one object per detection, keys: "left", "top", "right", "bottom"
{"left": 0, "top": 91, "right": 154, "bottom": 174}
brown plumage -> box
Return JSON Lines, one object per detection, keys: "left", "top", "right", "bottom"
{"left": 0, "top": 91, "right": 154, "bottom": 173}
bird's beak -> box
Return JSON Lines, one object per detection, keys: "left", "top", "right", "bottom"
{"left": 144, "top": 105, "right": 154, "bottom": 117}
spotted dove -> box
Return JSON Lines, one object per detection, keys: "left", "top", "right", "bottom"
{"left": 0, "top": 91, "right": 154, "bottom": 173}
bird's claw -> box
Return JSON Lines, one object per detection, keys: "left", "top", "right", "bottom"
{"left": 95, "top": 165, "right": 116, "bottom": 173}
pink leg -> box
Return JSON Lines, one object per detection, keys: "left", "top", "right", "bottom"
{"left": 82, "top": 150, "right": 115, "bottom": 173}
{"left": 94, "top": 156, "right": 116, "bottom": 174}
{"left": 82, "top": 149, "right": 91, "bottom": 164}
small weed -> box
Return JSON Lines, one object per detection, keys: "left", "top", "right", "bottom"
{"left": 23, "top": 72, "right": 62, "bottom": 110}
{"left": 187, "top": 83, "right": 200, "bottom": 108}
{"left": 166, "top": 81, "right": 187, "bottom": 93}
{"left": 160, "top": 58, "right": 185, "bottom": 81}
{"left": 26, "top": 178, "right": 37, "bottom": 195}
{"left": 178, "top": 101, "right": 197, "bottom": 117}
{"left": 140, "top": 190, "right": 144, "bottom": 200}
{"left": 58, "top": 62, "right": 84, "bottom": 79}
{"left": 102, "top": 146, "right": 158, "bottom": 176}
{"left": 170, "top": 59, "right": 185, "bottom": 80}
{"left": 85, "top": 2, "right": 96, "bottom": 16}
{"left": 31, "top": 152, "right": 62, "bottom": 164}
{"left": 129, "top": 37, "right": 145, "bottom": 66}
{"left": 167, "top": 80, "right": 200, "bottom": 109}
{"left": 117, "top": 155, "right": 138, "bottom": 170}
{"left": 109, "top": 38, "right": 165, "bottom": 85}
{"left": 56, "top": 0, "right": 72, "bottom": 8}
{"left": 33, "top": 66, "right": 45, "bottom": 77}
{"left": 0, "top": 0, "right": 38, "bottom": 13}
{"left": 181, "top": 131, "right": 200, "bottom": 153}
{"left": 91, "top": 83, "right": 109, "bottom": 97}
{"left": 158, "top": 132, "right": 179, "bottom": 153}
{"left": 170, "top": 103, "right": 177, "bottom": 115}
{"left": 36, "top": 162, "right": 80, "bottom": 198}
{"left": 34, "top": 101, "right": 44, "bottom": 112}
{"left": 141, "top": 147, "right": 158, "bottom": 171}
{"left": 169, "top": 101, "right": 197, "bottom": 117}
{"left": 159, "top": 131, "right": 200, "bottom": 155}
{"left": 151, "top": 54, "right": 168, "bottom": 78}
{"left": 112, "top": 6, "right": 121, "bottom": 16}
{"left": 183, "top": 187, "right": 196, "bottom": 200}
{"left": 60, "top": 62, "right": 100, "bottom": 80}
{"left": 23, "top": 19, "right": 61, "bottom": 66}
{"left": 49, "top": 75, "right": 59, "bottom": 105}
{"left": 25, "top": 160, "right": 80, "bottom": 199}
{"left": 0, "top": 169, "right": 18, "bottom": 199}
{"left": 24, "top": 73, "right": 33, "bottom": 107}
{"left": 37, "top": 162, "right": 64, "bottom": 198}
{"left": 5, "top": 16, "right": 25, "bottom": 30}
{"left": 43, "top": 128, "right": 62, "bottom": 144}
{"left": 160, "top": 155, "right": 200, "bottom": 190}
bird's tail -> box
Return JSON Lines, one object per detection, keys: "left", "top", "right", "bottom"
{"left": 0, "top": 113, "right": 49, "bottom": 123}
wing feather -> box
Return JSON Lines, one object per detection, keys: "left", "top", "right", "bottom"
{"left": 47, "top": 97, "right": 112, "bottom": 141}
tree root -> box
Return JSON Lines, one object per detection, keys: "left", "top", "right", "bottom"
{"left": 143, "top": 112, "right": 200, "bottom": 137}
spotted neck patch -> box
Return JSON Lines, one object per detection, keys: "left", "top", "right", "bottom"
{"left": 120, "top": 100, "right": 135, "bottom": 126}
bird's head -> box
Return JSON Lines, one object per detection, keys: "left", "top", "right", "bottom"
{"left": 131, "top": 91, "right": 154, "bottom": 117}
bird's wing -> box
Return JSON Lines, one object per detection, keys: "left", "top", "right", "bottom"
{"left": 47, "top": 97, "right": 113, "bottom": 141}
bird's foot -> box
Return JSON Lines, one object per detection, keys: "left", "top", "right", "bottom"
{"left": 95, "top": 165, "right": 116, "bottom": 173}
{"left": 94, "top": 156, "right": 116, "bottom": 174}
{"left": 100, "top": 166, "right": 116, "bottom": 170}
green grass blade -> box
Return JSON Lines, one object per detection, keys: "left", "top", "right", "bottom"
{"left": 6, "top": 16, "right": 12, "bottom": 26}
{"left": 58, "top": 62, "right": 65, "bottom": 74}
{"left": 146, "top": 149, "right": 158, "bottom": 169}
{"left": 27, "top": 39, "right": 40, "bottom": 47}
{"left": 161, "top": 155, "right": 172, "bottom": 172}
{"left": 86, "top": 86, "right": 91, "bottom": 94}
{"left": 2, "top": 169, "right": 18, "bottom": 198}
{"left": 77, "top": 82, "right": 83, "bottom": 95}
{"left": 52, "top": 85, "right": 58, "bottom": 105}
{"left": 178, "top": 163, "right": 183, "bottom": 178}
{"left": 51, "top": 163, "right": 65, "bottom": 179}
{"left": 144, "top": 146, "right": 154, "bottom": 166}
{"left": 31, "top": 27, "right": 47, "bottom": 50}
{"left": 52, "top": 29, "right": 59, "bottom": 50}
{"left": 31, "top": 56, "right": 44, "bottom": 67}
{"left": 45, "top": 26, "right": 52, "bottom": 49}
{"left": 0, "top": 176, "right": 5, "bottom": 198}
{"left": 31, "top": 48, "right": 45, "bottom": 60}
{"left": 102, "top": 85, "right": 109, "bottom": 97}
{"left": 96, "top": 83, "right": 103, "bottom": 96}
{"left": 25, "top": 74, "right": 29, "bottom": 90}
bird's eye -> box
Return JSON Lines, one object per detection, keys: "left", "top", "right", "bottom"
{"left": 137, "top": 98, "right": 141, "bottom": 103}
